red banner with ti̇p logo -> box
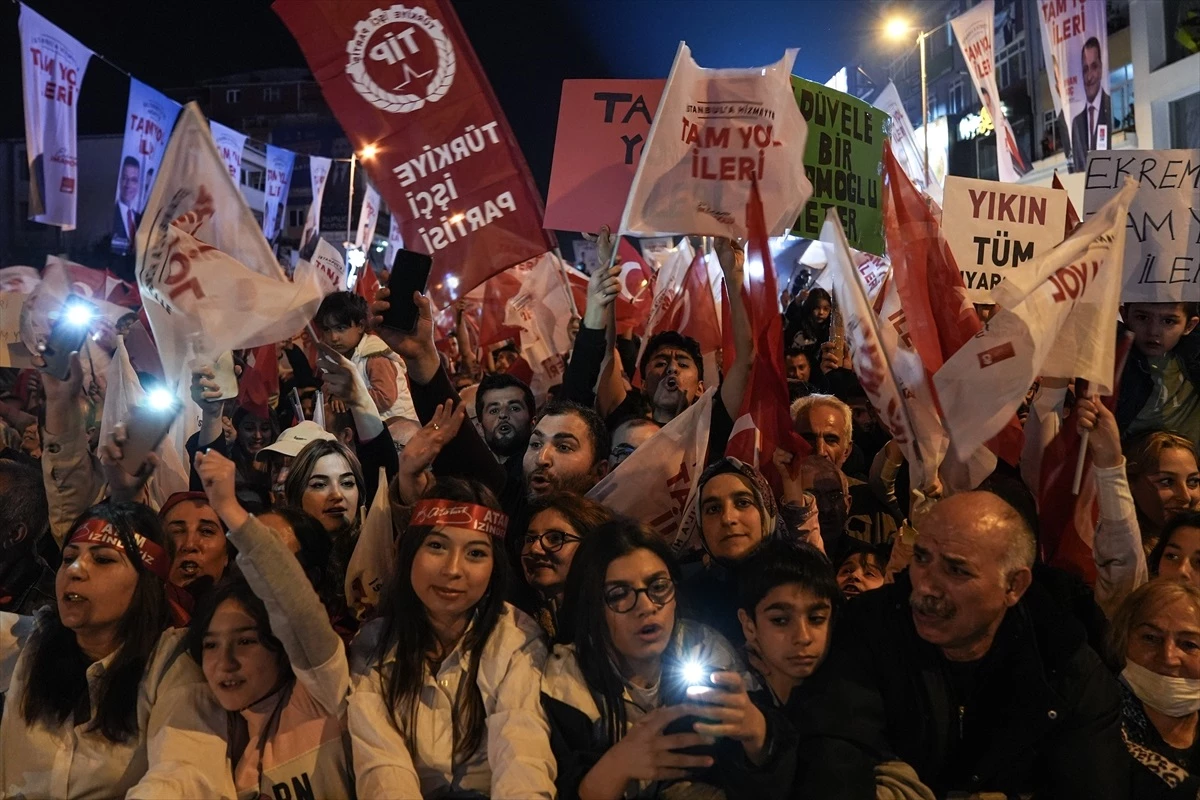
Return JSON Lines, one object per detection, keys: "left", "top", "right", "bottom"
{"left": 273, "top": 0, "right": 553, "bottom": 309}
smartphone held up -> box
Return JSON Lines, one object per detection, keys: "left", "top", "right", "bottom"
{"left": 39, "top": 295, "right": 98, "bottom": 381}
{"left": 379, "top": 249, "right": 434, "bottom": 333}
{"left": 118, "top": 387, "right": 183, "bottom": 475}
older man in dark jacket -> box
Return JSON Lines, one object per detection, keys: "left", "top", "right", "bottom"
{"left": 795, "top": 491, "right": 1127, "bottom": 799}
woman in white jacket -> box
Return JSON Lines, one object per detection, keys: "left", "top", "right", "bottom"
{"left": 348, "top": 478, "right": 555, "bottom": 799}
{"left": 0, "top": 501, "right": 204, "bottom": 799}
{"left": 136, "top": 448, "right": 354, "bottom": 800}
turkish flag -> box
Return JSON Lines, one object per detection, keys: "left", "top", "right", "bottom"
{"left": 663, "top": 250, "right": 721, "bottom": 357}
{"left": 724, "top": 182, "right": 810, "bottom": 495}
{"left": 354, "top": 264, "right": 381, "bottom": 305}
{"left": 882, "top": 142, "right": 1023, "bottom": 466}
{"left": 1052, "top": 170, "right": 1080, "bottom": 237}
{"left": 478, "top": 268, "right": 527, "bottom": 349}
{"left": 615, "top": 239, "right": 654, "bottom": 335}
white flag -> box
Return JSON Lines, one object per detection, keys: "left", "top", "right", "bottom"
{"left": 136, "top": 103, "right": 324, "bottom": 391}
{"left": 822, "top": 213, "right": 924, "bottom": 477}
{"left": 294, "top": 237, "right": 347, "bottom": 297}
{"left": 951, "top": 1, "right": 1025, "bottom": 182}
{"left": 99, "top": 337, "right": 189, "bottom": 506}
{"left": 620, "top": 43, "right": 811, "bottom": 238}
{"left": 385, "top": 213, "right": 404, "bottom": 269}
{"left": 355, "top": 184, "right": 381, "bottom": 251}
{"left": 301, "top": 155, "right": 332, "bottom": 257}
{"left": 934, "top": 178, "right": 1137, "bottom": 459}
{"left": 209, "top": 120, "right": 246, "bottom": 184}
{"left": 588, "top": 387, "right": 716, "bottom": 554}
{"left": 504, "top": 252, "right": 575, "bottom": 400}
{"left": 263, "top": 145, "right": 296, "bottom": 242}
{"left": 873, "top": 81, "right": 942, "bottom": 205}
{"left": 18, "top": 4, "right": 93, "bottom": 229}
{"left": 345, "top": 467, "right": 394, "bottom": 621}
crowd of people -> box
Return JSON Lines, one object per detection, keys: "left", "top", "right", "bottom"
{"left": 0, "top": 223, "right": 1197, "bottom": 800}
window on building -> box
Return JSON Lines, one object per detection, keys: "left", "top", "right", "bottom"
{"left": 226, "top": 88, "right": 241, "bottom": 104}
{"left": 1110, "top": 63, "right": 1135, "bottom": 131}
{"left": 946, "top": 5, "right": 960, "bottom": 47}
{"left": 263, "top": 86, "right": 281, "bottom": 103}
{"left": 1169, "top": 93, "right": 1200, "bottom": 149}
{"left": 1161, "top": 0, "right": 1200, "bottom": 69}
{"left": 996, "top": 36, "right": 1026, "bottom": 89}
{"left": 288, "top": 207, "right": 306, "bottom": 228}
{"left": 948, "top": 80, "right": 965, "bottom": 115}
{"left": 241, "top": 168, "right": 265, "bottom": 192}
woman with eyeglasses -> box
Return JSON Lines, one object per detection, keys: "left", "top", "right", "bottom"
{"left": 521, "top": 492, "right": 611, "bottom": 638}
{"left": 542, "top": 517, "right": 796, "bottom": 800}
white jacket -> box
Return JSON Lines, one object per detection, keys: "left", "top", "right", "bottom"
{"left": 134, "top": 515, "right": 353, "bottom": 800}
{"left": 348, "top": 603, "right": 555, "bottom": 799}
{"left": 0, "top": 614, "right": 204, "bottom": 800}
{"left": 1092, "top": 460, "right": 1149, "bottom": 618}
{"left": 351, "top": 333, "right": 417, "bottom": 422}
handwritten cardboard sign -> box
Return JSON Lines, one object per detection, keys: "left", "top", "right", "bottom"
{"left": 1083, "top": 149, "right": 1200, "bottom": 303}
{"left": 545, "top": 79, "right": 665, "bottom": 234}
{"left": 791, "top": 77, "right": 886, "bottom": 255}
{"left": 943, "top": 176, "right": 1069, "bottom": 302}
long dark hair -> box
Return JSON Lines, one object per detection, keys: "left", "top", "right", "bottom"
{"left": 560, "top": 517, "right": 681, "bottom": 744}
{"left": 373, "top": 478, "right": 509, "bottom": 764}
{"left": 21, "top": 502, "right": 170, "bottom": 742}
{"left": 1149, "top": 511, "right": 1200, "bottom": 576}
{"left": 283, "top": 438, "right": 367, "bottom": 521}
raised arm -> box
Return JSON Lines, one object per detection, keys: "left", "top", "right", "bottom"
{"left": 39, "top": 353, "right": 104, "bottom": 544}
{"left": 715, "top": 238, "right": 752, "bottom": 418}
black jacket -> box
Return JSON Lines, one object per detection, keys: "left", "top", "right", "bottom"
{"left": 795, "top": 573, "right": 1128, "bottom": 799}
{"left": 1116, "top": 323, "right": 1200, "bottom": 433}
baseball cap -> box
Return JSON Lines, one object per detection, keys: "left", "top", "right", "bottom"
{"left": 257, "top": 420, "right": 336, "bottom": 459}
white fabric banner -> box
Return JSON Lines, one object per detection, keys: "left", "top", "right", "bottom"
{"left": 136, "top": 103, "right": 324, "bottom": 392}
{"left": 345, "top": 467, "right": 394, "bottom": 621}
{"left": 385, "top": 212, "right": 404, "bottom": 269}
{"left": 18, "top": 5, "right": 93, "bottom": 230}
{"left": 620, "top": 43, "right": 811, "bottom": 238}
{"left": 874, "top": 80, "right": 943, "bottom": 205}
{"left": 588, "top": 387, "right": 716, "bottom": 554}
{"left": 822, "top": 214, "right": 924, "bottom": 478}
{"left": 504, "top": 252, "right": 575, "bottom": 400}
{"left": 942, "top": 176, "right": 1069, "bottom": 302}
{"left": 1036, "top": 0, "right": 1111, "bottom": 171}
{"left": 934, "top": 178, "right": 1137, "bottom": 459}
{"left": 209, "top": 120, "right": 247, "bottom": 184}
{"left": 951, "top": 0, "right": 1025, "bottom": 183}
{"left": 294, "top": 237, "right": 347, "bottom": 297}
{"left": 354, "top": 184, "right": 381, "bottom": 251}
{"left": 111, "top": 79, "right": 181, "bottom": 254}
{"left": 263, "top": 144, "right": 296, "bottom": 242}
{"left": 1082, "top": 149, "right": 1200, "bottom": 304}
{"left": 300, "top": 155, "right": 332, "bottom": 258}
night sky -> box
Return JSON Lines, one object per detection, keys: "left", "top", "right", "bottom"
{"left": 0, "top": 0, "right": 886, "bottom": 195}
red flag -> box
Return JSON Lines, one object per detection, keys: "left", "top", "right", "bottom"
{"left": 724, "top": 183, "right": 810, "bottom": 495}
{"left": 663, "top": 251, "right": 721, "bottom": 357}
{"left": 882, "top": 142, "right": 1023, "bottom": 466}
{"left": 1037, "top": 336, "right": 1133, "bottom": 583}
{"left": 274, "top": 0, "right": 554, "bottom": 309}
{"left": 1052, "top": 171, "right": 1080, "bottom": 236}
{"left": 354, "top": 264, "right": 381, "bottom": 305}
{"left": 615, "top": 239, "right": 654, "bottom": 335}
{"left": 478, "top": 268, "right": 527, "bottom": 349}
{"left": 242, "top": 343, "right": 280, "bottom": 408}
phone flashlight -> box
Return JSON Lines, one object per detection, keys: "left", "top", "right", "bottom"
{"left": 62, "top": 300, "right": 95, "bottom": 327}
{"left": 145, "top": 387, "right": 177, "bottom": 411}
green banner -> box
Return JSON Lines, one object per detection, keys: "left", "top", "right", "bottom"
{"left": 791, "top": 76, "right": 886, "bottom": 255}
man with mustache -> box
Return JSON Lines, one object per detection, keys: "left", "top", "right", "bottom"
{"left": 475, "top": 372, "right": 534, "bottom": 465}
{"left": 796, "top": 492, "right": 1126, "bottom": 799}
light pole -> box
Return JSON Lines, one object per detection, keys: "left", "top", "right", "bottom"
{"left": 885, "top": 17, "right": 949, "bottom": 189}
{"left": 346, "top": 153, "right": 356, "bottom": 247}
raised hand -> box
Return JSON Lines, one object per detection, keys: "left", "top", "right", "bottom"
{"left": 368, "top": 286, "right": 440, "bottom": 385}
{"left": 194, "top": 448, "right": 248, "bottom": 530}
{"left": 98, "top": 423, "right": 159, "bottom": 502}
{"left": 580, "top": 704, "right": 715, "bottom": 796}
{"left": 397, "top": 401, "right": 466, "bottom": 504}
{"left": 1077, "top": 397, "right": 1122, "bottom": 469}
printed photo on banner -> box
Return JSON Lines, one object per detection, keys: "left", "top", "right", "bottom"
{"left": 621, "top": 42, "right": 811, "bottom": 239}
{"left": 276, "top": 0, "right": 553, "bottom": 309}
{"left": 18, "top": 5, "right": 93, "bottom": 230}
{"left": 942, "top": 176, "right": 1069, "bottom": 302}
{"left": 1083, "top": 149, "right": 1200, "bottom": 304}
{"left": 791, "top": 76, "right": 885, "bottom": 255}
{"left": 1035, "top": 0, "right": 1111, "bottom": 173}
{"left": 299, "top": 154, "right": 332, "bottom": 261}
{"left": 111, "top": 79, "right": 181, "bottom": 254}
{"left": 544, "top": 79, "right": 665, "bottom": 233}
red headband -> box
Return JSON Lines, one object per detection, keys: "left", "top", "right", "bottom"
{"left": 67, "top": 519, "right": 171, "bottom": 582}
{"left": 410, "top": 499, "right": 509, "bottom": 539}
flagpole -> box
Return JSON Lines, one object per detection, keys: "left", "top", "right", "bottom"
{"left": 346, "top": 153, "right": 357, "bottom": 247}
{"left": 1072, "top": 332, "right": 1134, "bottom": 495}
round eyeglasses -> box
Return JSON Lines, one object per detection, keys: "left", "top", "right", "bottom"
{"left": 603, "top": 577, "right": 676, "bottom": 613}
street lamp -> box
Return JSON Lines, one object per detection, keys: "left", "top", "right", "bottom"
{"left": 884, "top": 16, "right": 947, "bottom": 189}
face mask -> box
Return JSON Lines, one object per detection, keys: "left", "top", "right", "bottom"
{"left": 1122, "top": 659, "right": 1200, "bottom": 717}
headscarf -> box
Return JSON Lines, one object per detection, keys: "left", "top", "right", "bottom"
{"left": 694, "top": 457, "right": 780, "bottom": 560}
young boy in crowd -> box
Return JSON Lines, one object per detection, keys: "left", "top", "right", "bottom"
{"left": 1118, "top": 301, "right": 1199, "bottom": 442}
{"left": 314, "top": 292, "right": 417, "bottom": 423}
{"left": 834, "top": 546, "right": 888, "bottom": 599}
{"left": 737, "top": 538, "right": 838, "bottom": 709}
